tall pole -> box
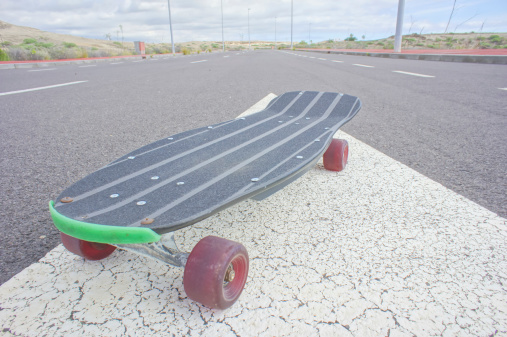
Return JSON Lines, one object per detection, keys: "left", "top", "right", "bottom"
{"left": 248, "top": 8, "right": 251, "bottom": 49}
{"left": 394, "top": 0, "right": 405, "bottom": 53}
{"left": 221, "top": 0, "right": 224, "bottom": 52}
{"left": 275, "top": 16, "right": 277, "bottom": 49}
{"left": 167, "top": 0, "right": 175, "bottom": 54}
{"left": 290, "top": 0, "right": 293, "bottom": 49}
{"left": 309, "top": 23, "right": 311, "bottom": 45}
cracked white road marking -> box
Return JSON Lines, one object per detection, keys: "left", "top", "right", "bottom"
{"left": 0, "top": 94, "right": 505, "bottom": 336}
{"left": 393, "top": 70, "right": 435, "bottom": 78}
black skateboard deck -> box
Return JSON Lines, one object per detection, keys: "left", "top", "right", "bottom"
{"left": 50, "top": 91, "right": 360, "bottom": 244}
{"left": 49, "top": 90, "right": 361, "bottom": 310}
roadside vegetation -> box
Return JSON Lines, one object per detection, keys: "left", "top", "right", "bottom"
{"left": 0, "top": 37, "right": 257, "bottom": 61}
{"left": 296, "top": 32, "right": 507, "bottom": 50}
{"left": 0, "top": 31, "right": 505, "bottom": 62}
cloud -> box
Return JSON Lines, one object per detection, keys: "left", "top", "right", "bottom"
{"left": 0, "top": 0, "right": 505, "bottom": 43}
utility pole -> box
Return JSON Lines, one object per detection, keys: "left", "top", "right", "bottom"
{"left": 394, "top": 0, "right": 405, "bottom": 53}
{"left": 167, "top": 0, "right": 175, "bottom": 54}
{"left": 275, "top": 16, "right": 277, "bottom": 49}
{"left": 290, "top": 0, "right": 293, "bottom": 49}
{"left": 221, "top": 0, "right": 225, "bottom": 52}
{"left": 248, "top": 8, "right": 251, "bottom": 49}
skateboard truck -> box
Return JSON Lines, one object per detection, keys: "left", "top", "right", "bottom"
{"left": 116, "top": 232, "right": 189, "bottom": 267}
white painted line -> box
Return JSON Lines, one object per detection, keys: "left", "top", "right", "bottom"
{"left": 499, "top": 88, "right": 507, "bottom": 90}
{"left": 317, "top": 58, "right": 327, "bottom": 60}
{"left": 110, "top": 62, "right": 123, "bottom": 65}
{"left": 190, "top": 60, "right": 208, "bottom": 64}
{"left": 224, "top": 56, "right": 230, "bottom": 58}
{"left": 309, "top": 56, "right": 316, "bottom": 59}
{"left": 353, "top": 64, "right": 374, "bottom": 68}
{"left": 132, "top": 60, "right": 143, "bottom": 63}
{"left": 0, "top": 81, "right": 88, "bottom": 96}
{"left": 331, "top": 60, "right": 343, "bottom": 63}
{"left": 78, "top": 65, "right": 97, "bottom": 68}
{"left": 393, "top": 70, "right": 435, "bottom": 78}
{"left": 28, "top": 68, "right": 56, "bottom": 72}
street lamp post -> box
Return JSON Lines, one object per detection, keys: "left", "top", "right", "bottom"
{"left": 221, "top": 0, "right": 224, "bottom": 52}
{"left": 248, "top": 8, "right": 251, "bottom": 49}
{"left": 167, "top": 0, "right": 175, "bottom": 54}
{"left": 309, "top": 23, "right": 311, "bottom": 45}
{"left": 275, "top": 16, "right": 277, "bottom": 49}
{"left": 394, "top": 0, "right": 405, "bottom": 53}
{"left": 290, "top": 0, "right": 293, "bottom": 49}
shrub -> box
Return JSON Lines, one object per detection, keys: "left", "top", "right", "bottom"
{"left": 7, "top": 47, "right": 29, "bottom": 60}
{"left": 489, "top": 35, "right": 501, "bottom": 41}
{"left": 36, "top": 42, "right": 54, "bottom": 48}
{"left": 63, "top": 42, "right": 77, "bottom": 48}
{"left": 23, "top": 38, "right": 37, "bottom": 44}
{"left": 211, "top": 43, "right": 219, "bottom": 49}
{"left": 182, "top": 48, "right": 191, "bottom": 55}
{"left": 1, "top": 41, "right": 12, "bottom": 47}
{"left": 0, "top": 48, "right": 9, "bottom": 61}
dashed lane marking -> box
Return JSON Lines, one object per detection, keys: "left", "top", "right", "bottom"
{"left": 0, "top": 81, "right": 88, "bottom": 96}
{"left": 190, "top": 60, "right": 208, "bottom": 64}
{"left": 331, "top": 60, "right": 344, "bottom": 63}
{"left": 353, "top": 64, "right": 374, "bottom": 68}
{"left": 78, "top": 65, "right": 97, "bottom": 68}
{"left": 393, "top": 70, "right": 435, "bottom": 78}
{"left": 110, "top": 62, "right": 124, "bottom": 65}
{"left": 499, "top": 88, "right": 507, "bottom": 90}
{"left": 28, "top": 68, "right": 56, "bottom": 72}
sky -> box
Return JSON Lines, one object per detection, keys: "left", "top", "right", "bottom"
{"left": 0, "top": 0, "right": 506, "bottom": 44}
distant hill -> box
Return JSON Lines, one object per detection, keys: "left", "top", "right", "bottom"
{"left": 0, "top": 20, "right": 125, "bottom": 50}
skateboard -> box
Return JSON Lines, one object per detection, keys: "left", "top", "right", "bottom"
{"left": 49, "top": 91, "right": 361, "bottom": 309}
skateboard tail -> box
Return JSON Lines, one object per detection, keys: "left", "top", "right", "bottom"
{"left": 49, "top": 201, "right": 161, "bottom": 244}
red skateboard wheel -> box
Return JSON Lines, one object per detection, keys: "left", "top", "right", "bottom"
{"left": 323, "top": 139, "right": 349, "bottom": 172}
{"left": 183, "top": 236, "right": 249, "bottom": 310}
{"left": 60, "top": 232, "right": 116, "bottom": 261}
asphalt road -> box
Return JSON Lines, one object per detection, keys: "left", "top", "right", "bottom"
{"left": 0, "top": 50, "right": 505, "bottom": 285}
